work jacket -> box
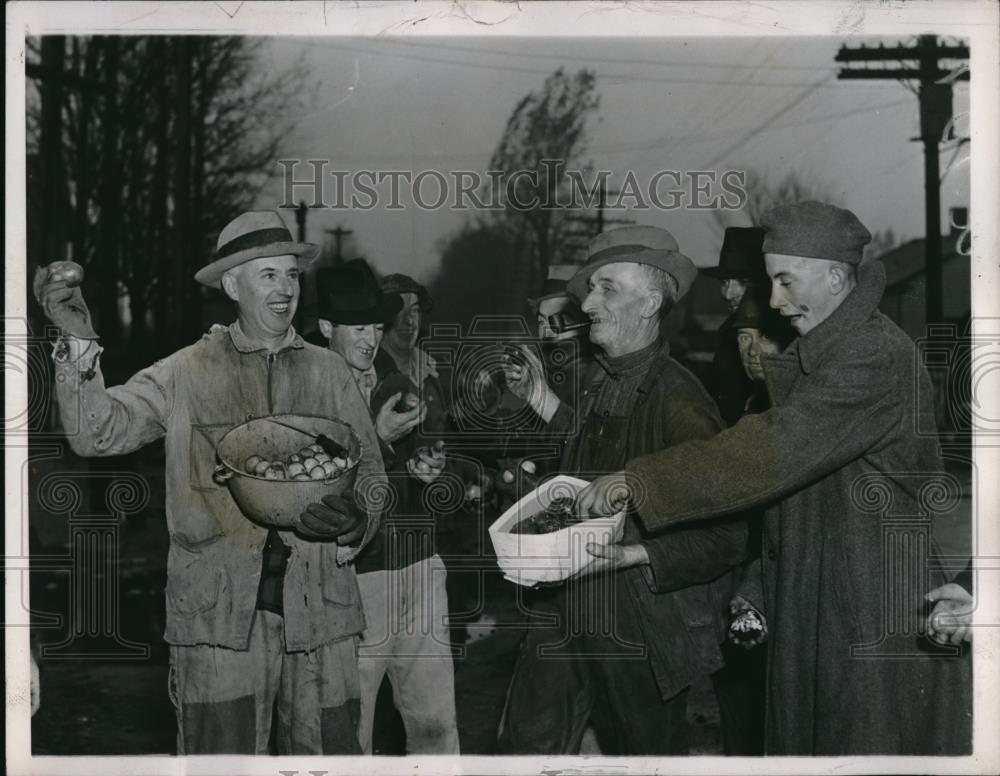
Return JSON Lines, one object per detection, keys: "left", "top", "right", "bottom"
{"left": 549, "top": 341, "right": 748, "bottom": 702}
{"left": 54, "top": 323, "right": 386, "bottom": 652}
{"left": 626, "top": 261, "right": 971, "bottom": 755}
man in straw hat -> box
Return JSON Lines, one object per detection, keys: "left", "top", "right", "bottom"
{"left": 36, "top": 210, "right": 388, "bottom": 754}
{"left": 496, "top": 225, "right": 747, "bottom": 755}
{"left": 316, "top": 259, "right": 459, "bottom": 754}
{"left": 578, "top": 201, "right": 972, "bottom": 755}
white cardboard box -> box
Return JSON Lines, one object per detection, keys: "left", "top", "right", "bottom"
{"left": 488, "top": 475, "right": 627, "bottom": 587}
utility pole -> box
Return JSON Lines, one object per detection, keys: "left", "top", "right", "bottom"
{"left": 565, "top": 178, "right": 634, "bottom": 257}
{"left": 293, "top": 201, "right": 308, "bottom": 331}
{"left": 325, "top": 225, "right": 354, "bottom": 266}
{"left": 836, "top": 35, "right": 969, "bottom": 326}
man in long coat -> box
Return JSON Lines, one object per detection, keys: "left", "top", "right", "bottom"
{"left": 578, "top": 201, "right": 972, "bottom": 756}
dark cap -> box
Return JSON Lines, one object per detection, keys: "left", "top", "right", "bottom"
{"left": 702, "top": 227, "right": 767, "bottom": 280}
{"left": 316, "top": 259, "right": 403, "bottom": 325}
{"left": 379, "top": 273, "right": 433, "bottom": 313}
{"left": 761, "top": 201, "right": 871, "bottom": 265}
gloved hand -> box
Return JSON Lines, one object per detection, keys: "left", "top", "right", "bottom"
{"left": 728, "top": 594, "right": 768, "bottom": 649}
{"left": 295, "top": 493, "right": 367, "bottom": 545}
{"left": 33, "top": 261, "right": 98, "bottom": 340}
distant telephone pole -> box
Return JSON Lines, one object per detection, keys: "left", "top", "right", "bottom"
{"left": 325, "top": 225, "right": 354, "bottom": 266}
{"left": 836, "top": 35, "right": 969, "bottom": 325}
{"left": 565, "top": 178, "right": 634, "bottom": 256}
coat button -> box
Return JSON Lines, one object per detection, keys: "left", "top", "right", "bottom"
{"left": 767, "top": 548, "right": 777, "bottom": 561}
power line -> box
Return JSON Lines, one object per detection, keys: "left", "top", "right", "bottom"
{"left": 701, "top": 72, "right": 833, "bottom": 170}
{"left": 291, "top": 38, "right": 919, "bottom": 91}
{"left": 836, "top": 35, "right": 970, "bottom": 325}
{"left": 318, "top": 35, "right": 839, "bottom": 73}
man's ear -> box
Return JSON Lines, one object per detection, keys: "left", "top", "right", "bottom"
{"left": 828, "top": 263, "right": 849, "bottom": 295}
{"left": 221, "top": 270, "right": 239, "bottom": 302}
{"left": 640, "top": 290, "right": 664, "bottom": 320}
{"left": 318, "top": 319, "right": 334, "bottom": 341}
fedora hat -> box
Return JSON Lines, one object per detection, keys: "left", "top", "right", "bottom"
{"left": 527, "top": 263, "right": 577, "bottom": 308}
{"left": 195, "top": 210, "right": 320, "bottom": 289}
{"left": 316, "top": 259, "right": 403, "bottom": 325}
{"left": 567, "top": 225, "right": 698, "bottom": 303}
{"left": 702, "top": 226, "right": 767, "bottom": 280}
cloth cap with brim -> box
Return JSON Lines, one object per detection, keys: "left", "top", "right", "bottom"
{"left": 195, "top": 210, "right": 320, "bottom": 289}
{"left": 761, "top": 200, "right": 871, "bottom": 265}
{"left": 527, "top": 263, "right": 578, "bottom": 308}
{"left": 567, "top": 225, "right": 698, "bottom": 304}
{"left": 702, "top": 226, "right": 767, "bottom": 280}
{"left": 379, "top": 273, "right": 433, "bottom": 313}
{"left": 316, "top": 258, "right": 403, "bottom": 325}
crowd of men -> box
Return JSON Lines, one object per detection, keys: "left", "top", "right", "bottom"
{"left": 35, "top": 200, "right": 974, "bottom": 757}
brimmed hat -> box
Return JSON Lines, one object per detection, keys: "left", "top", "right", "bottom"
{"left": 195, "top": 210, "right": 320, "bottom": 289}
{"left": 528, "top": 263, "right": 577, "bottom": 308}
{"left": 567, "top": 225, "right": 698, "bottom": 303}
{"left": 702, "top": 227, "right": 767, "bottom": 280}
{"left": 316, "top": 259, "right": 403, "bottom": 325}
{"left": 379, "top": 273, "right": 433, "bottom": 313}
{"left": 761, "top": 201, "right": 871, "bottom": 265}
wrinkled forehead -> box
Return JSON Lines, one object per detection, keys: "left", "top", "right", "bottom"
{"left": 589, "top": 261, "right": 642, "bottom": 286}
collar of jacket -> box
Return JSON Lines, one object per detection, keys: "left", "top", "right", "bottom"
{"left": 789, "top": 259, "right": 887, "bottom": 375}
{"left": 226, "top": 320, "right": 305, "bottom": 354}
{"left": 590, "top": 338, "right": 671, "bottom": 406}
{"left": 594, "top": 338, "right": 662, "bottom": 377}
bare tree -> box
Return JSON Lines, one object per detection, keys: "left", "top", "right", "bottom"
{"left": 487, "top": 68, "right": 601, "bottom": 294}
{"left": 25, "top": 36, "right": 310, "bottom": 360}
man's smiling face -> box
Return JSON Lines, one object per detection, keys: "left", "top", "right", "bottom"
{"left": 225, "top": 254, "right": 300, "bottom": 343}
{"left": 579, "top": 262, "right": 653, "bottom": 356}
{"left": 326, "top": 322, "right": 385, "bottom": 372}
{"left": 765, "top": 253, "right": 842, "bottom": 336}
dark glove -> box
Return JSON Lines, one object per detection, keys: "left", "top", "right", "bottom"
{"left": 295, "top": 493, "right": 367, "bottom": 544}
{"left": 33, "top": 262, "right": 98, "bottom": 340}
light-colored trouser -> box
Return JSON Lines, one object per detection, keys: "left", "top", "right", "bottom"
{"left": 356, "top": 554, "right": 460, "bottom": 754}
{"left": 169, "top": 610, "right": 362, "bottom": 755}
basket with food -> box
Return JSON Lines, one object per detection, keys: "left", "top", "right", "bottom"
{"left": 488, "top": 475, "right": 627, "bottom": 586}
{"left": 213, "top": 414, "right": 362, "bottom": 529}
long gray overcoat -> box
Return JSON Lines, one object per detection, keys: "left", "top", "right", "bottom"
{"left": 626, "top": 260, "right": 972, "bottom": 755}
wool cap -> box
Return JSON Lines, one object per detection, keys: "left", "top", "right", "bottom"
{"left": 761, "top": 201, "right": 871, "bottom": 265}
{"left": 379, "top": 273, "right": 433, "bottom": 313}
{"left": 567, "top": 225, "right": 698, "bottom": 303}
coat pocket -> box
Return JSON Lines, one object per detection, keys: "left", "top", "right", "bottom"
{"left": 166, "top": 564, "right": 224, "bottom": 618}
{"left": 321, "top": 548, "right": 361, "bottom": 608}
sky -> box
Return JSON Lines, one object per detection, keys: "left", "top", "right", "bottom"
{"left": 254, "top": 34, "right": 971, "bottom": 284}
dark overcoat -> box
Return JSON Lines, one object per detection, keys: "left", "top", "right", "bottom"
{"left": 626, "top": 260, "right": 972, "bottom": 755}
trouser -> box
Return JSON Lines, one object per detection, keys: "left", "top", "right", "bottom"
{"left": 356, "top": 555, "right": 460, "bottom": 754}
{"left": 497, "top": 593, "right": 689, "bottom": 756}
{"left": 168, "top": 610, "right": 362, "bottom": 755}
{"left": 710, "top": 642, "right": 767, "bottom": 755}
